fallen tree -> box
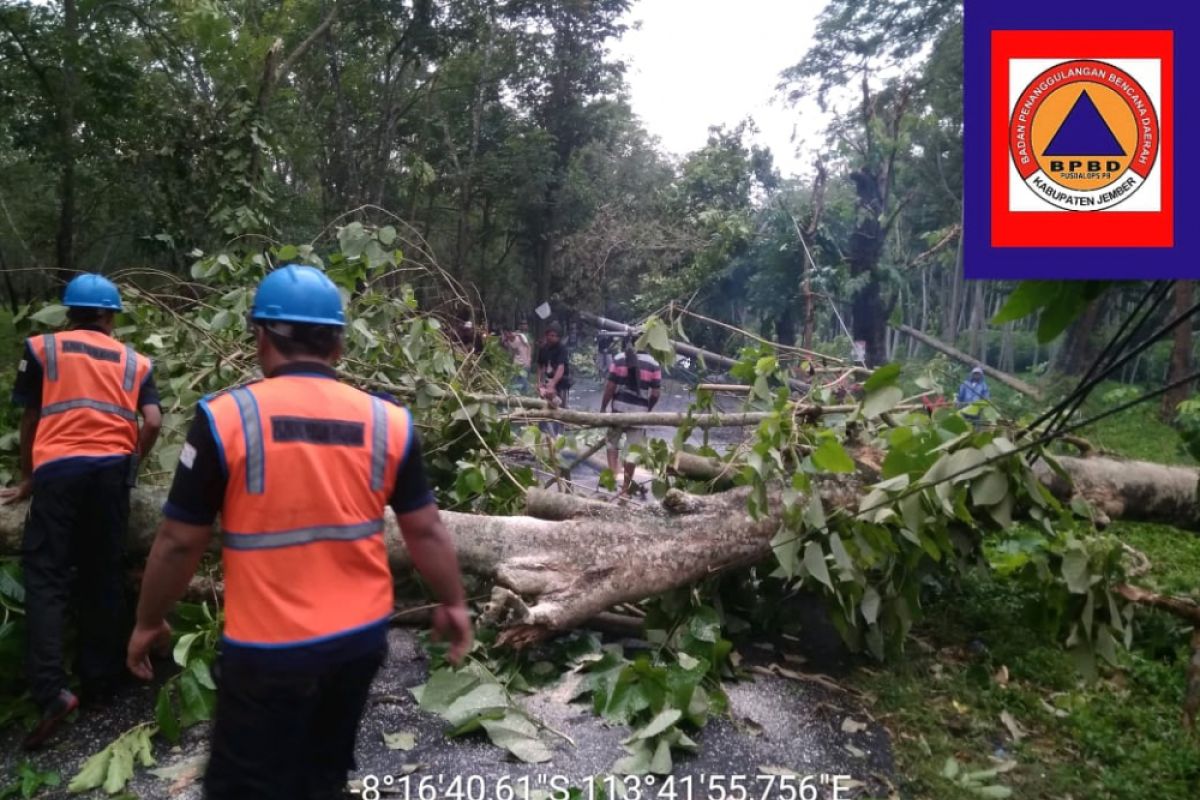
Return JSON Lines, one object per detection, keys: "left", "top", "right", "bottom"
{"left": 2, "top": 452, "right": 1196, "bottom": 642}
{"left": 894, "top": 324, "right": 1043, "bottom": 399}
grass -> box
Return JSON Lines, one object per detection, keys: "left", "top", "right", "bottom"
{"left": 852, "top": 384, "right": 1200, "bottom": 799}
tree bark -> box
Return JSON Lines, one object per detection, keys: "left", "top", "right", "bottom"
{"left": 1161, "top": 281, "right": 1195, "bottom": 419}
{"left": 895, "top": 324, "right": 1043, "bottom": 398}
{"left": 3, "top": 454, "right": 1197, "bottom": 645}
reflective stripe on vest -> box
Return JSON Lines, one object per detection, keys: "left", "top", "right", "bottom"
{"left": 43, "top": 334, "right": 58, "bottom": 381}
{"left": 229, "top": 387, "right": 265, "bottom": 495}
{"left": 370, "top": 397, "right": 387, "bottom": 491}
{"left": 41, "top": 398, "right": 137, "bottom": 421}
{"left": 224, "top": 518, "right": 384, "bottom": 551}
{"left": 206, "top": 376, "right": 412, "bottom": 647}
{"left": 123, "top": 345, "right": 137, "bottom": 391}
{"left": 28, "top": 330, "right": 147, "bottom": 471}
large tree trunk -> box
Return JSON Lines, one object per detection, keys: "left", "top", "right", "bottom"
{"left": 2, "top": 454, "right": 1197, "bottom": 645}
{"left": 1162, "top": 281, "right": 1195, "bottom": 419}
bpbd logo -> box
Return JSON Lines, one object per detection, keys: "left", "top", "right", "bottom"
{"left": 1009, "top": 59, "right": 1160, "bottom": 211}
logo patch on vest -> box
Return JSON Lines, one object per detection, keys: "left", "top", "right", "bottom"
{"left": 61, "top": 340, "right": 121, "bottom": 363}
{"left": 271, "top": 416, "right": 365, "bottom": 446}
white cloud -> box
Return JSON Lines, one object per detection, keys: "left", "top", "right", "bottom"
{"left": 611, "top": 0, "right": 830, "bottom": 177}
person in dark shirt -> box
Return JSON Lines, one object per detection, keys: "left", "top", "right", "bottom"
{"left": 2, "top": 274, "right": 162, "bottom": 750}
{"left": 536, "top": 322, "right": 571, "bottom": 407}
{"left": 127, "top": 266, "right": 471, "bottom": 800}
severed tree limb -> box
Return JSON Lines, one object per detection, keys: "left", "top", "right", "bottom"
{"left": 2, "top": 455, "right": 1199, "bottom": 646}
{"left": 505, "top": 406, "right": 857, "bottom": 430}
{"left": 894, "top": 324, "right": 1043, "bottom": 399}
{"left": 1112, "top": 584, "right": 1200, "bottom": 625}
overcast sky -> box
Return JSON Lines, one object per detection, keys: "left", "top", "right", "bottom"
{"left": 610, "top": 0, "right": 828, "bottom": 178}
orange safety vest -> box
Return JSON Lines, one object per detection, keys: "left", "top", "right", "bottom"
{"left": 27, "top": 329, "right": 151, "bottom": 472}
{"left": 203, "top": 375, "right": 412, "bottom": 648}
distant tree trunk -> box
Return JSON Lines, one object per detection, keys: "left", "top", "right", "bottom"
{"left": 1055, "top": 294, "right": 1110, "bottom": 375}
{"left": 967, "top": 280, "right": 986, "bottom": 359}
{"left": 943, "top": 209, "right": 965, "bottom": 341}
{"left": 1162, "top": 281, "right": 1196, "bottom": 419}
{"left": 775, "top": 303, "right": 797, "bottom": 347}
{"left": 848, "top": 167, "right": 888, "bottom": 365}
{"left": 54, "top": 0, "right": 78, "bottom": 281}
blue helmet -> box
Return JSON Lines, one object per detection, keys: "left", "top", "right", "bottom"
{"left": 250, "top": 265, "right": 345, "bottom": 327}
{"left": 63, "top": 274, "right": 122, "bottom": 311}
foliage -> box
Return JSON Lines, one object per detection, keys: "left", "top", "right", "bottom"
{"left": 412, "top": 631, "right": 558, "bottom": 764}
{"left": 67, "top": 723, "right": 157, "bottom": 795}
{"left": 154, "top": 601, "right": 221, "bottom": 744}
{"left": 0, "top": 762, "right": 60, "bottom": 800}
{"left": 858, "top": 565, "right": 1200, "bottom": 800}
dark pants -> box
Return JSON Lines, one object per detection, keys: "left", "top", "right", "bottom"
{"left": 21, "top": 463, "right": 130, "bottom": 709}
{"left": 204, "top": 648, "right": 386, "bottom": 800}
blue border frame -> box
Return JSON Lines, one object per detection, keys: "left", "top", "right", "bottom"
{"left": 964, "top": 0, "right": 1198, "bottom": 279}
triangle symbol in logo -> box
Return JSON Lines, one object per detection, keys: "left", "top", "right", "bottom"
{"left": 1042, "top": 90, "right": 1126, "bottom": 156}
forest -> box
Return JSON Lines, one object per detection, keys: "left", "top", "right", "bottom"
{"left": 0, "top": 1, "right": 1198, "bottom": 799}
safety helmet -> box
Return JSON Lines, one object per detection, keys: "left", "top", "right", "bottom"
{"left": 250, "top": 265, "right": 345, "bottom": 327}
{"left": 971, "top": 365, "right": 984, "bottom": 375}
{"left": 63, "top": 274, "right": 122, "bottom": 311}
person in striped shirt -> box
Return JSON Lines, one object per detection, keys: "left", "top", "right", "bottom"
{"left": 600, "top": 335, "right": 662, "bottom": 497}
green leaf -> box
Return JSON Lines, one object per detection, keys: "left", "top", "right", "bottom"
{"left": 173, "top": 632, "right": 199, "bottom": 667}
{"left": 812, "top": 438, "right": 855, "bottom": 473}
{"left": 971, "top": 471, "right": 1008, "bottom": 506}
{"left": 629, "top": 709, "right": 682, "bottom": 741}
{"left": 103, "top": 740, "right": 134, "bottom": 795}
{"left": 941, "top": 757, "right": 960, "bottom": 779}
{"left": 180, "top": 671, "right": 215, "bottom": 723}
{"left": 1061, "top": 546, "right": 1091, "bottom": 594}
{"left": 861, "top": 586, "right": 882, "bottom": 625}
{"left": 68, "top": 747, "right": 112, "bottom": 793}
{"left": 900, "top": 494, "right": 924, "bottom": 536}
{"left": 972, "top": 786, "right": 1013, "bottom": 799}
{"left": 863, "top": 363, "right": 901, "bottom": 393}
{"left": 442, "top": 683, "right": 508, "bottom": 729}
{"left": 1095, "top": 623, "right": 1119, "bottom": 666}
{"left": 275, "top": 244, "right": 299, "bottom": 261}
{"left": 649, "top": 737, "right": 674, "bottom": 774}
{"left": 378, "top": 226, "right": 398, "bottom": 246}
{"left": 863, "top": 385, "right": 904, "bottom": 419}
{"left": 189, "top": 659, "right": 216, "bottom": 691}
{"left": 771, "top": 527, "right": 801, "bottom": 579}
{"left": 30, "top": 304, "right": 67, "bottom": 327}
{"left": 383, "top": 731, "right": 417, "bottom": 751}
{"left": 612, "top": 741, "right": 653, "bottom": 775}
{"left": 155, "top": 687, "right": 181, "bottom": 745}
{"left": 991, "top": 282, "right": 1046, "bottom": 324}
{"left": 803, "top": 541, "right": 833, "bottom": 589}
{"left": 829, "top": 533, "right": 855, "bottom": 574}
{"left": 412, "top": 668, "right": 481, "bottom": 713}
{"left": 479, "top": 713, "right": 552, "bottom": 763}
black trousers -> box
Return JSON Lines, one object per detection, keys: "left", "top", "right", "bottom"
{"left": 204, "top": 647, "right": 386, "bottom": 800}
{"left": 21, "top": 463, "right": 131, "bottom": 709}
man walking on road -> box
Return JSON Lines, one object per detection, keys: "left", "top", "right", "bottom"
{"left": 1, "top": 274, "right": 162, "bottom": 750}
{"left": 600, "top": 335, "right": 662, "bottom": 497}
{"left": 127, "top": 265, "right": 472, "bottom": 800}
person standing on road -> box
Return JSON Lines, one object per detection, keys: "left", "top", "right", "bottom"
{"left": 956, "top": 365, "right": 991, "bottom": 424}
{"left": 600, "top": 335, "right": 662, "bottom": 497}
{"left": 126, "top": 265, "right": 472, "bottom": 800}
{"left": 1, "top": 274, "right": 162, "bottom": 750}
{"left": 536, "top": 322, "right": 571, "bottom": 409}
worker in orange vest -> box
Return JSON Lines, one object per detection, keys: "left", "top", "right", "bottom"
{"left": 1, "top": 274, "right": 163, "bottom": 750}
{"left": 127, "top": 265, "right": 472, "bottom": 800}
